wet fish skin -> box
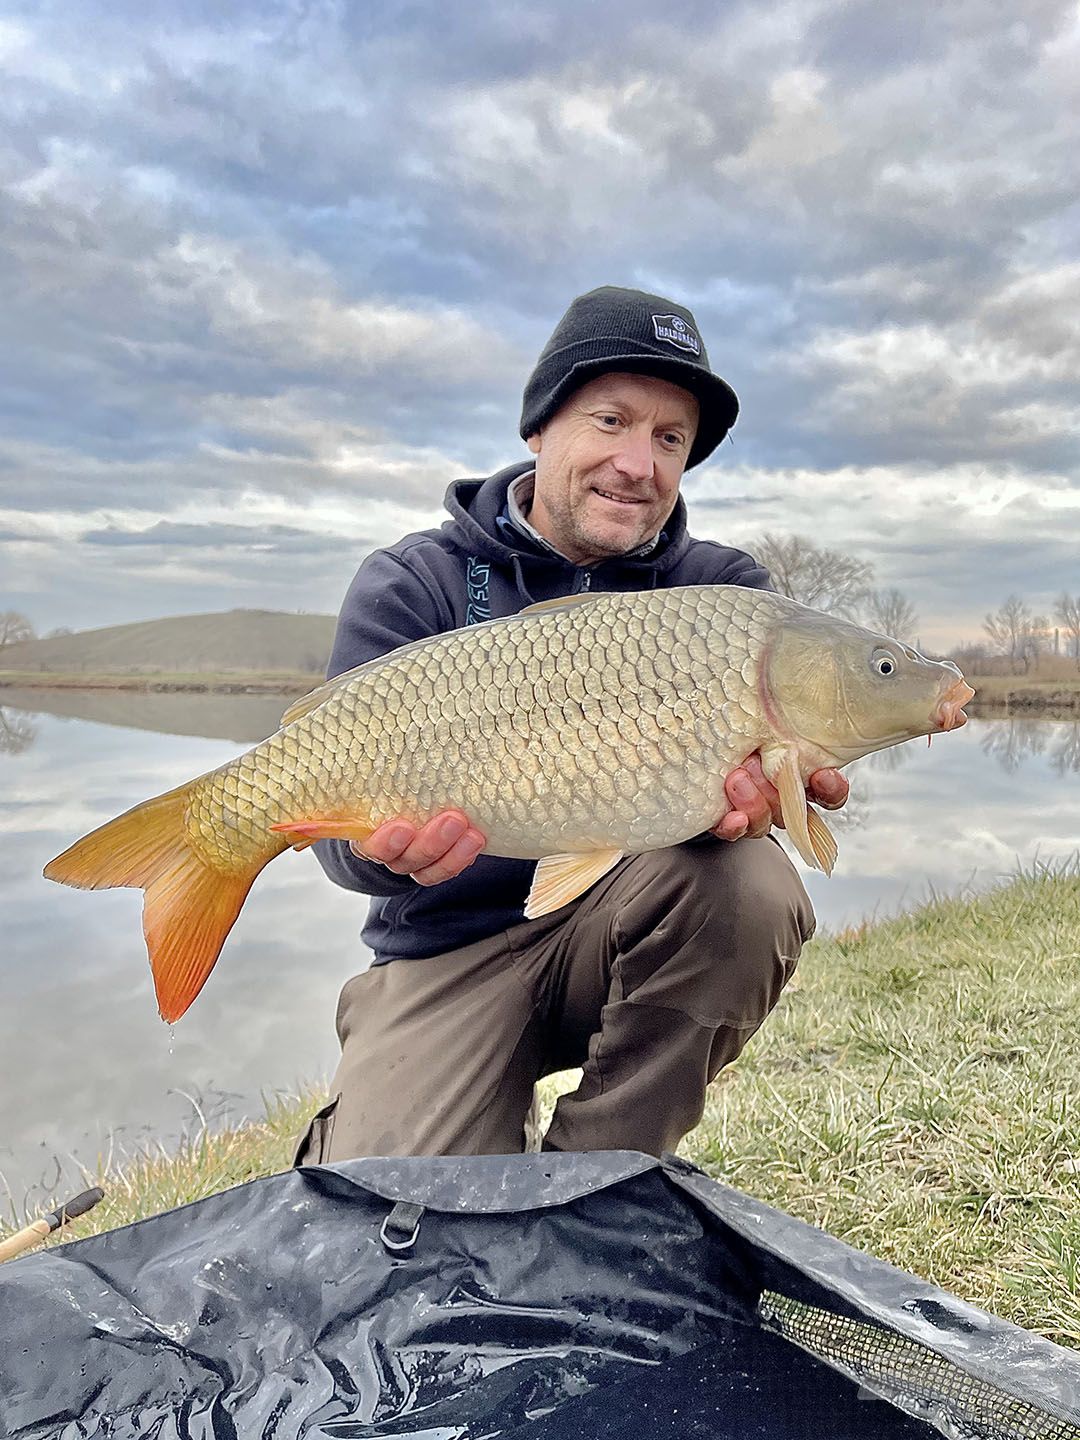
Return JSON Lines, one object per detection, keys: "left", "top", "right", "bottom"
{"left": 194, "top": 584, "right": 773, "bottom": 864}
{"left": 44, "top": 585, "right": 972, "bottom": 1021}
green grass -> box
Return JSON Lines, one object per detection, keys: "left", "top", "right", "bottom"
{"left": 3, "top": 868, "right": 1079, "bottom": 1350}
{"left": 681, "top": 861, "right": 1080, "bottom": 1349}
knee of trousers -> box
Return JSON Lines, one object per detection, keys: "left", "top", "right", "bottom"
{"left": 611, "top": 837, "right": 816, "bottom": 1029}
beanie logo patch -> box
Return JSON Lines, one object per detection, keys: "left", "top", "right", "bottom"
{"left": 651, "top": 314, "right": 700, "bottom": 355}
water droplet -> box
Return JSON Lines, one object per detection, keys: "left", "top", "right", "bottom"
{"left": 167, "top": 1023, "right": 175, "bottom": 1056}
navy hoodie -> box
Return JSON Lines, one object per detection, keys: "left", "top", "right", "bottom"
{"left": 314, "top": 461, "right": 772, "bottom": 964}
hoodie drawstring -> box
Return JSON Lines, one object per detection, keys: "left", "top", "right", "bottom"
{"left": 510, "top": 553, "right": 534, "bottom": 608}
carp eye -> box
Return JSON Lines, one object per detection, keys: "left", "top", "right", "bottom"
{"left": 872, "top": 647, "right": 897, "bottom": 677}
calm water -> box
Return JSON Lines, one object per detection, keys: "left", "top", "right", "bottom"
{"left": 1, "top": 689, "right": 1078, "bottom": 1205}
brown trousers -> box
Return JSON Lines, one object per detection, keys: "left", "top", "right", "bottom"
{"left": 296, "top": 835, "right": 814, "bottom": 1163}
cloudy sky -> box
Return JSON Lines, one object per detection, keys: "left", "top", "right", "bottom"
{"left": 1, "top": 0, "right": 1077, "bottom": 649}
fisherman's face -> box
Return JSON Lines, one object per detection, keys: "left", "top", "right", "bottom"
{"left": 526, "top": 372, "right": 699, "bottom": 566}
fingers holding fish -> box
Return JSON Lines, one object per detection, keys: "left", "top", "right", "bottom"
{"left": 350, "top": 809, "right": 487, "bottom": 884}
{"left": 712, "top": 758, "right": 848, "bottom": 843}
{"left": 715, "top": 762, "right": 778, "bottom": 841}
{"left": 807, "top": 768, "right": 849, "bottom": 811}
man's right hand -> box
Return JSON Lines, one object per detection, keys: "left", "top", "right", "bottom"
{"left": 349, "top": 809, "right": 486, "bottom": 886}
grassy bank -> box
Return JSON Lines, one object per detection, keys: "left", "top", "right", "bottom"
{"left": 3, "top": 868, "right": 1078, "bottom": 1348}
{"left": 682, "top": 862, "right": 1080, "bottom": 1349}
{"left": 0, "top": 670, "right": 322, "bottom": 694}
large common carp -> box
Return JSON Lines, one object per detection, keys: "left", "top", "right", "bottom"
{"left": 44, "top": 586, "right": 973, "bottom": 1021}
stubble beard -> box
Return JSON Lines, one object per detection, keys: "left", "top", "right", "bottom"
{"left": 550, "top": 479, "right": 655, "bottom": 564}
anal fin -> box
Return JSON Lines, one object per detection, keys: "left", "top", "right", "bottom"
{"left": 524, "top": 848, "right": 625, "bottom": 919}
{"left": 269, "top": 817, "right": 374, "bottom": 850}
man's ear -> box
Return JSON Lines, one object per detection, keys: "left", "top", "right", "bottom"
{"left": 526, "top": 433, "right": 542, "bottom": 455}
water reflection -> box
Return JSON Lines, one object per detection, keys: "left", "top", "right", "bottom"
{"left": 866, "top": 743, "right": 913, "bottom": 773}
{"left": 1050, "top": 724, "right": 1080, "bottom": 775}
{"left": 0, "top": 707, "right": 35, "bottom": 754}
{"left": 0, "top": 685, "right": 300, "bottom": 745}
{"left": 979, "top": 716, "right": 1080, "bottom": 775}
{"left": 3, "top": 690, "right": 1079, "bottom": 775}
{"left": 866, "top": 717, "right": 1080, "bottom": 778}
{"left": 980, "top": 718, "right": 1048, "bottom": 773}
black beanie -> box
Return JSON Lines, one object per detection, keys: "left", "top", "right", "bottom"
{"left": 519, "top": 285, "right": 739, "bottom": 469}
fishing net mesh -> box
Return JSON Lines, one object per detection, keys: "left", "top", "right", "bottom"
{"left": 760, "top": 1291, "right": 1080, "bottom": 1440}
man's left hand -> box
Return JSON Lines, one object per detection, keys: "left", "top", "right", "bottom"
{"left": 711, "top": 753, "right": 849, "bottom": 842}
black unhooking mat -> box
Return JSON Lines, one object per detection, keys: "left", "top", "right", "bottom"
{"left": 1, "top": 1152, "right": 1078, "bottom": 1439}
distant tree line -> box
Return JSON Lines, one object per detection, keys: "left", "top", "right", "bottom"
{"left": 749, "top": 538, "right": 1079, "bottom": 676}
{"left": 0, "top": 613, "right": 75, "bottom": 646}
{"left": 970, "top": 592, "right": 1080, "bottom": 674}
{"left": 749, "top": 534, "right": 920, "bottom": 643}
{"left": 0, "top": 610, "right": 35, "bottom": 647}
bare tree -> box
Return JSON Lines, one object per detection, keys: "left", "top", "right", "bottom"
{"left": 983, "top": 595, "right": 1033, "bottom": 671}
{"left": 1022, "top": 613, "right": 1050, "bottom": 670}
{"left": 0, "top": 707, "right": 36, "bottom": 754}
{"left": 866, "top": 588, "right": 919, "bottom": 643}
{"left": 0, "top": 610, "right": 35, "bottom": 647}
{"left": 950, "top": 641, "right": 992, "bottom": 675}
{"left": 750, "top": 533, "right": 874, "bottom": 619}
{"left": 1056, "top": 592, "right": 1080, "bottom": 669}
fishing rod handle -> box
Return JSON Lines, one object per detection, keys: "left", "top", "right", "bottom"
{"left": 0, "top": 1220, "right": 52, "bottom": 1263}
{"left": 0, "top": 1187, "right": 105, "bottom": 1263}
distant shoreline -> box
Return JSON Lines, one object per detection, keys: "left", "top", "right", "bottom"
{"left": 0, "top": 671, "right": 323, "bottom": 695}
{"left": 2, "top": 669, "right": 1078, "bottom": 713}
{"left": 965, "top": 673, "right": 1080, "bottom": 714}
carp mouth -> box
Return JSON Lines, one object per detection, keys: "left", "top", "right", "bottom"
{"left": 933, "top": 677, "right": 976, "bottom": 732}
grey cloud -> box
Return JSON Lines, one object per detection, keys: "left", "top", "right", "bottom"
{"left": 0, "top": 0, "right": 1076, "bottom": 636}
{"left": 681, "top": 490, "right": 789, "bottom": 511}
{"left": 81, "top": 520, "right": 365, "bottom": 556}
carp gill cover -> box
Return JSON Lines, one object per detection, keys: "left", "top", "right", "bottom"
{"left": 44, "top": 586, "right": 973, "bottom": 1021}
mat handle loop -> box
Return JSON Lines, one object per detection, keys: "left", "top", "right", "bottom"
{"left": 380, "top": 1200, "right": 424, "bottom": 1253}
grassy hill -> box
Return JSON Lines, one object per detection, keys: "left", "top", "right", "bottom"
{"left": 0, "top": 609, "right": 336, "bottom": 679}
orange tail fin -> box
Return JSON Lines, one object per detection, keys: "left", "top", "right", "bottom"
{"left": 43, "top": 783, "right": 271, "bottom": 1022}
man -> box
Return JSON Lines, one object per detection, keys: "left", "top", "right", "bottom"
{"left": 296, "top": 286, "right": 847, "bottom": 1165}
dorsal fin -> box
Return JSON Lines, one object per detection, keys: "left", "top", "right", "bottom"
{"left": 517, "top": 593, "right": 600, "bottom": 616}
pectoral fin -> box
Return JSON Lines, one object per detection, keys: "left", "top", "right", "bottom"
{"left": 805, "top": 805, "right": 838, "bottom": 875}
{"left": 524, "top": 848, "right": 625, "bottom": 919}
{"left": 773, "top": 750, "right": 837, "bottom": 875}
